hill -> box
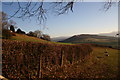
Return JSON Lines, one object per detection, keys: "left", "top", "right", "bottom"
{"left": 59, "top": 34, "right": 119, "bottom": 49}
{"left": 10, "top": 33, "right": 50, "bottom": 43}
{"left": 51, "top": 36, "right": 69, "bottom": 42}
{"left": 8, "top": 33, "right": 73, "bottom": 45}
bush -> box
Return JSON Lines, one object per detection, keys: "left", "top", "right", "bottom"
{"left": 41, "top": 34, "right": 51, "bottom": 41}
{"left": 16, "top": 28, "right": 26, "bottom": 34}
{"left": 10, "top": 25, "right": 15, "bottom": 32}
{"left": 27, "top": 31, "right": 35, "bottom": 37}
{"left": 2, "top": 29, "right": 13, "bottom": 39}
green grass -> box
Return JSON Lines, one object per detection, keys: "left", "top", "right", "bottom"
{"left": 58, "top": 46, "right": 119, "bottom": 78}
{"left": 11, "top": 34, "right": 49, "bottom": 43}
{"left": 64, "top": 41, "right": 118, "bottom": 49}
{"left": 81, "top": 46, "right": 119, "bottom": 78}
{"left": 10, "top": 33, "right": 73, "bottom": 45}
{"left": 92, "top": 47, "right": 118, "bottom": 67}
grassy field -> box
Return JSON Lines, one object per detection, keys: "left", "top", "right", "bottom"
{"left": 10, "top": 33, "right": 73, "bottom": 45}
{"left": 11, "top": 34, "right": 51, "bottom": 43}
{"left": 76, "top": 46, "right": 119, "bottom": 78}
{"left": 92, "top": 46, "right": 119, "bottom": 78}
{"left": 40, "top": 45, "right": 119, "bottom": 78}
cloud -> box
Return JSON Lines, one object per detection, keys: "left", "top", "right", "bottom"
{"left": 98, "top": 31, "right": 119, "bottom": 37}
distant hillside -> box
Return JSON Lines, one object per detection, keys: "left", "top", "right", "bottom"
{"left": 59, "top": 34, "right": 119, "bottom": 49}
{"left": 51, "top": 36, "right": 69, "bottom": 42}
{"left": 59, "top": 34, "right": 117, "bottom": 43}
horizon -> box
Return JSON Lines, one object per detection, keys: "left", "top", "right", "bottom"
{"left": 2, "top": 2, "right": 118, "bottom": 38}
{"left": 51, "top": 31, "right": 118, "bottom": 38}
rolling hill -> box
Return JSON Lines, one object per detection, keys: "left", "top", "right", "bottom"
{"left": 59, "top": 34, "right": 119, "bottom": 49}
{"left": 51, "top": 36, "right": 69, "bottom": 42}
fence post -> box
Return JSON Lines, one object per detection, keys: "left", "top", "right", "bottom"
{"left": 61, "top": 51, "right": 64, "bottom": 67}
{"left": 40, "top": 54, "right": 42, "bottom": 78}
{"left": 37, "top": 54, "right": 42, "bottom": 79}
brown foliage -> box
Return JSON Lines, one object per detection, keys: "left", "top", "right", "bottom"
{"left": 2, "top": 29, "right": 16, "bottom": 39}
{"left": 2, "top": 40, "right": 92, "bottom": 79}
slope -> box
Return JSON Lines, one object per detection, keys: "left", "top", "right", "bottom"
{"left": 59, "top": 34, "right": 118, "bottom": 49}
{"left": 9, "top": 33, "right": 73, "bottom": 45}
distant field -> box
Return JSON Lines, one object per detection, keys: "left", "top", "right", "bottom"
{"left": 74, "top": 41, "right": 118, "bottom": 49}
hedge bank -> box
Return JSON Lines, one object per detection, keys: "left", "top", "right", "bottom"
{"left": 2, "top": 40, "right": 92, "bottom": 79}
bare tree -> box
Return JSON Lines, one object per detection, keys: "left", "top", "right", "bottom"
{"left": 0, "top": 12, "right": 17, "bottom": 30}
{"left": 103, "top": 0, "right": 119, "bottom": 11}
{"left": 1, "top": 12, "right": 9, "bottom": 29}
{"left": 9, "top": 20, "right": 16, "bottom": 26}
{"left": 34, "top": 30, "right": 43, "bottom": 38}
{"left": 2, "top": 1, "right": 75, "bottom": 24}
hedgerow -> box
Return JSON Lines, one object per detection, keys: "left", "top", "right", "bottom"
{"left": 2, "top": 40, "right": 92, "bottom": 79}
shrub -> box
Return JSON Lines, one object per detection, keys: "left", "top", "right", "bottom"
{"left": 2, "top": 29, "right": 13, "bottom": 39}
{"left": 16, "top": 28, "right": 26, "bottom": 34}
{"left": 27, "top": 31, "right": 35, "bottom": 37}
{"left": 41, "top": 34, "right": 51, "bottom": 41}
{"left": 10, "top": 25, "right": 15, "bottom": 32}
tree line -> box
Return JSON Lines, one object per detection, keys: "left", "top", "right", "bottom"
{"left": 0, "top": 11, "right": 51, "bottom": 41}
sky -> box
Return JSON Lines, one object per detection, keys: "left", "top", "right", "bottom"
{"left": 2, "top": 2, "right": 118, "bottom": 38}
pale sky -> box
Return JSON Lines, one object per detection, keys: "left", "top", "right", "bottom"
{"left": 2, "top": 2, "right": 118, "bottom": 38}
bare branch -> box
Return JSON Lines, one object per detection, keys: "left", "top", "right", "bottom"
{"left": 3, "top": 0, "right": 118, "bottom": 26}
{"left": 103, "top": 0, "right": 119, "bottom": 11}
{"left": 51, "top": 2, "right": 74, "bottom": 15}
{"left": 104, "top": 0, "right": 113, "bottom": 11}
